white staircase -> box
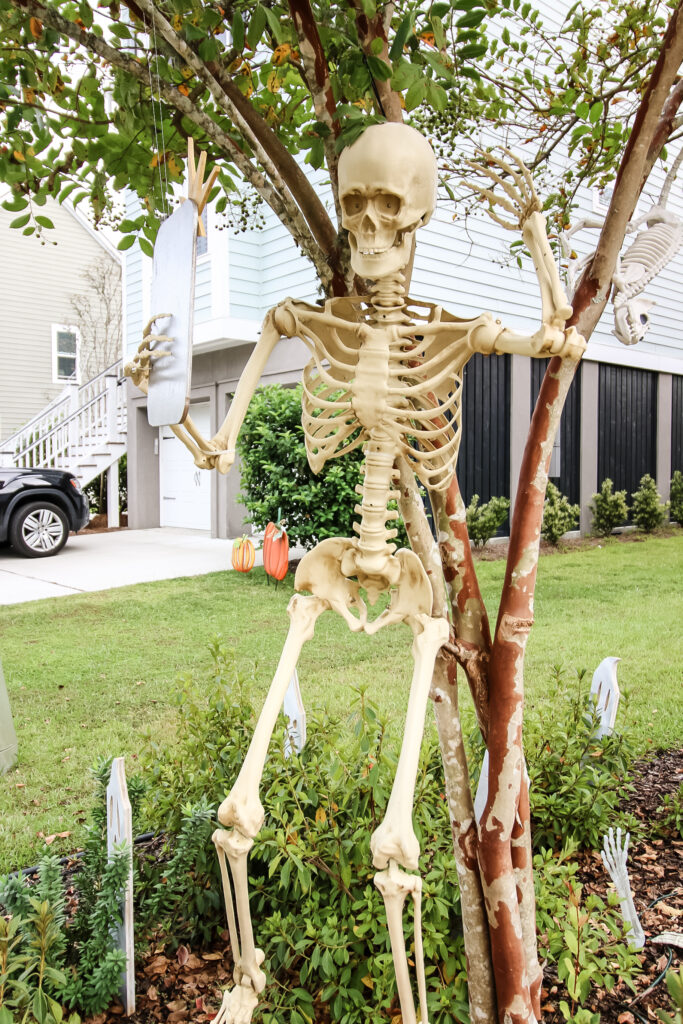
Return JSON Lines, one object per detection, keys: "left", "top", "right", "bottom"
{"left": 0, "top": 361, "right": 127, "bottom": 525}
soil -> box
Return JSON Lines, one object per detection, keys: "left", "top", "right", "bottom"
{"left": 80, "top": 750, "right": 682, "bottom": 1024}
{"left": 81, "top": 513, "right": 129, "bottom": 532}
{"left": 473, "top": 524, "right": 681, "bottom": 563}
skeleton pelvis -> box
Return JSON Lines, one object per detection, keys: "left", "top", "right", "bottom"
{"left": 294, "top": 537, "right": 433, "bottom": 634}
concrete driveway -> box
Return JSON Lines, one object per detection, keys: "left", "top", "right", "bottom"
{"left": 0, "top": 528, "right": 249, "bottom": 605}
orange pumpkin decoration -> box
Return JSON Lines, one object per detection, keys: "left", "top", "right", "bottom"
{"left": 232, "top": 535, "right": 255, "bottom": 573}
{"left": 263, "top": 515, "right": 289, "bottom": 581}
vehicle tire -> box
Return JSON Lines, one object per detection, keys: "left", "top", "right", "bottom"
{"left": 9, "top": 501, "right": 70, "bottom": 558}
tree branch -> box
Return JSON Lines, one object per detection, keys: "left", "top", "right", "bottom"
{"left": 348, "top": 0, "right": 404, "bottom": 122}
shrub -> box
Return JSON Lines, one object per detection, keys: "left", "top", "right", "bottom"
{"left": 670, "top": 469, "right": 683, "bottom": 526}
{"left": 657, "top": 967, "right": 683, "bottom": 1023}
{"left": 84, "top": 454, "right": 127, "bottom": 516}
{"left": 137, "top": 640, "right": 471, "bottom": 1024}
{"left": 535, "top": 846, "right": 640, "bottom": 1021}
{"left": 0, "top": 842, "right": 129, "bottom": 1021}
{"left": 589, "top": 478, "right": 629, "bottom": 536}
{"left": 656, "top": 783, "right": 683, "bottom": 840}
{"left": 542, "top": 482, "right": 580, "bottom": 545}
{"left": 631, "top": 474, "right": 667, "bottom": 532}
{"left": 466, "top": 494, "right": 510, "bottom": 547}
{"left": 467, "top": 666, "right": 636, "bottom": 852}
{"left": 236, "top": 385, "right": 409, "bottom": 551}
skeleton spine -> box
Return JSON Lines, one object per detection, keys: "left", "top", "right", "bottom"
{"left": 354, "top": 435, "right": 400, "bottom": 573}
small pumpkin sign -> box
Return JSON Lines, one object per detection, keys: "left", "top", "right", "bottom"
{"left": 232, "top": 535, "right": 255, "bottom": 573}
{"left": 263, "top": 512, "right": 289, "bottom": 582}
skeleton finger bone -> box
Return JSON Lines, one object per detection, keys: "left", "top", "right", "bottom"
{"left": 375, "top": 861, "right": 428, "bottom": 1024}
{"left": 463, "top": 156, "right": 530, "bottom": 210}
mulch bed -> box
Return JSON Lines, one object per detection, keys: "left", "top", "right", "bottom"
{"left": 81, "top": 751, "right": 682, "bottom": 1024}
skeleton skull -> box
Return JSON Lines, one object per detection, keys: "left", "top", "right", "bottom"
{"left": 613, "top": 295, "right": 655, "bottom": 345}
{"left": 338, "top": 123, "right": 437, "bottom": 279}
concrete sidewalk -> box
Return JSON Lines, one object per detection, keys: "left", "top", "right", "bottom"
{"left": 0, "top": 528, "right": 248, "bottom": 605}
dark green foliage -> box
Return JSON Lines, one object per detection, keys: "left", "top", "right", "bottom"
{"left": 656, "top": 783, "right": 683, "bottom": 840}
{"left": 542, "top": 481, "right": 580, "bottom": 545}
{"left": 465, "top": 494, "right": 510, "bottom": 547}
{"left": 657, "top": 967, "right": 683, "bottom": 1023}
{"left": 0, "top": 773, "right": 132, "bottom": 1019}
{"left": 525, "top": 667, "right": 636, "bottom": 851}
{"left": 589, "top": 478, "right": 629, "bottom": 536}
{"left": 236, "top": 385, "right": 408, "bottom": 551}
{"left": 631, "top": 474, "right": 667, "bottom": 532}
{"left": 138, "top": 641, "right": 470, "bottom": 1024}
{"left": 83, "top": 454, "right": 128, "bottom": 517}
{"left": 534, "top": 847, "right": 640, "bottom": 1022}
{"left": 669, "top": 470, "right": 683, "bottom": 526}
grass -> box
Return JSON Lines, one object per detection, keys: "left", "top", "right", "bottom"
{"left": 1, "top": 532, "right": 681, "bottom": 873}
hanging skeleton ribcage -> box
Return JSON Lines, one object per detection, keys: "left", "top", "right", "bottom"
{"left": 295, "top": 304, "right": 478, "bottom": 493}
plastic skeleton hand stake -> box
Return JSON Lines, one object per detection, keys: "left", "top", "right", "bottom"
{"left": 601, "top": 827, "right": 645, "bottom": 949}
{"left": 123, "top": 314, "right": 174, "bottom": 389}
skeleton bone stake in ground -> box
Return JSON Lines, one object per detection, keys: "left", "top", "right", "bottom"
{"left": 126, "top": 123, "right": 586, "bottom": 1024}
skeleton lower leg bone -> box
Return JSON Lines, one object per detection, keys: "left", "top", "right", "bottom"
{"left": 371, "top": 613, "right": 450, "bottom": 1024}
{"left": 212, "top": 593, "right": 327, "bottom": 1023}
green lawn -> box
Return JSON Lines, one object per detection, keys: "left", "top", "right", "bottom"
{"left": 1, "top": 533, "right": 681, "bottom": 873}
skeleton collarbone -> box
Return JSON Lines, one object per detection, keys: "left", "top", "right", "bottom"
{"left": 288, "top": 294, "right": 495, "bottom": 495}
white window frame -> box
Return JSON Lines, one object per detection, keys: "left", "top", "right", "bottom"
{"left": 52, "top": 323, "right": 80, "bottom": 383}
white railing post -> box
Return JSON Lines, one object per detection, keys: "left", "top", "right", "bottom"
{"left": 107, "top": 460, "right": 120, "bottom": 528}
{"left": 107, "top": 375, "right": 118, "bottom": 440}
{"left": 68, "top": 384, "right": 79, "bottom": 463}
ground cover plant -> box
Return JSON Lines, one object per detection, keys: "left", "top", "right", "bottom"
{"left": 0, "top": 535, "right": 681, "bottom": 874}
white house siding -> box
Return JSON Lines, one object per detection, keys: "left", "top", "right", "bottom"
{"left": 0, "top": 198, "right": 120, "bottom": 440}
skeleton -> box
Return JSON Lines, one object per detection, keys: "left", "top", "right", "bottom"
{"left": 126, "top": 124, "right": 585, "bottom": 1024}
{"left": 560, "top": 149, "right": 683, "bottom": 346}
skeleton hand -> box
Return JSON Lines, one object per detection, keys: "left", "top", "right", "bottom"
{"left": 123, "top": 314, "right": 173, "bottom": 390}
{"left": 464, "top": 146, "right": 542, "bottom": 232}
{"left": 601, "top": 827, "right": 645, "bottom": 949}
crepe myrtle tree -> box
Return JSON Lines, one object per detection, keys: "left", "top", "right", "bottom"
{"left": 2, "top": 0, "right": 683, "bottom": 1020}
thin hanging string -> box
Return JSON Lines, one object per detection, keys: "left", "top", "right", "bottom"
{"left": 150, "top": 12, "right": 170, "bottom": 215}
{"left": 143, "top": 12, "right": 169, "bottom": 219}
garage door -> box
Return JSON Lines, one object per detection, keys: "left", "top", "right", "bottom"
{"left": 159, "top": 402, "right": 212, "bottom": 530}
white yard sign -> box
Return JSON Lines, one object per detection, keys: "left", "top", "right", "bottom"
{"left": 106, "top": 757, "right": 135, "bottom": 1014}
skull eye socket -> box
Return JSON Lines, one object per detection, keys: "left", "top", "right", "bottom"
{"left": 378, "top": 193, "right": 401, "bottom": 216}
{"left": 342, "top": 193, "right": 365, "bottom": 217}
{"left": 639, "top": 313, "right": 649, "bottom": 325}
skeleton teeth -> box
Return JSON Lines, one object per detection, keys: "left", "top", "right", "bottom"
{"left": 360, "top": 247, "right": 388, "bottom": 256}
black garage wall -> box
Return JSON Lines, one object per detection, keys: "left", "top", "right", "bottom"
{"left": 598, "top": 364, "right": 657, "bottom": 497}
{"left": 458, "top": 352, "right": 511, "bottom": 503}
{"left": 672, "top": 373, "right": 683, "bottom": 474}
{"left": 530, "top": 359, "right": 581, "bottom": 505}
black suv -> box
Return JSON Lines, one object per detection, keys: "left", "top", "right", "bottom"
{"left": 0, "top": 467, "right": 89, "bottom": 557}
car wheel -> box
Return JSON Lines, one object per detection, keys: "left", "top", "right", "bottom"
{"left": 10, "top": 501, "right": 69, "bottom": 558}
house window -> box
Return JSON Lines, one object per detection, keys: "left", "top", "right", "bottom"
{"left": 52, "top": 325, "right": 79, "bottom": 382}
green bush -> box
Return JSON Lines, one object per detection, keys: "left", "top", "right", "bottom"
{"left": 535, "top": 846, "right": 640, "bottom": 1021}
{"left": 0, "top": 843, "right": 129, "bottom": 1021}
{"left": 631, "top": 473, "right": 667, "bottom": 532}
{"left": 136, "top": 640, "right": 471, "bottom": 1024}
{"left": 669, "top": 469, "right": 683, "bottom": 526}
{"left": 465, "top": 494, "right": 510, "bottom": 547}
{"left": 657, "top": 783, "right": 683, "bottom": 840}
{"left": 84, "top": 454, "right": 127, "bottom": 517}
{"left": 542, "top": 482, "right": 580, "bottom": 545}
{"left": 657, "top": 967, "right": 683, "bottom": 1023}
{"left": 236, "top": 384, "right": 408, "bottom": 550}
{"left": 589, "top": 478, "right": 629, "bottom": 536}
{"left": 468, "top": 666, "right": 636, "bottom": 852}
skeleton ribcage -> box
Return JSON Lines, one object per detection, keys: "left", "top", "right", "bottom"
{"left": 620, "top": 221, "right": 683, "bottom": 298}
{"left": 298, "top": 318, "right": 468, "bottom": 492}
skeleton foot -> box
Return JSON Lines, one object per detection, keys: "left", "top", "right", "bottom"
{"left": 375, "top": 861, "right": 428, "bottom": 1024}
{"left": 213, "top": 981, "right": 259, "bottom": 1024}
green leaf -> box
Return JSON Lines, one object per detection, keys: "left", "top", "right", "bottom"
{"left": 10, "top": 213, "right": 31, "bottom": 229}
{"left": 2, "top": 195, "right": 28, "bottom": 212}
{"left": 456, "top": 42, "right": 487, "bottom": 58}
{"left": 35, "top": 215, "right": 54, "bottom": 229}
{"left": 405, "top": 79, "right": 427, "bottom": 110}
{"left": 33, "top": 990, "right": 48, "bottom": 1024}
{"left": 360, "top": 0, "right": 376, "bottom": 16}
{"left": 263, "top": 7, "right": 284, "bottom": 44}
{"left": 366, "top": 55, "right": 392, "bottom": 81}
{"left": 389, "top": 14, "right": 413, "bottom": 60}
{"left": 232, "top": 11, "right": 245, "bottom": 52}
{"left": 117, "top": 234, "right": 136, "bottom": 251}
{"left": 576, "top": 100, "right": 589, "bottom": 119}
{"left": 247, "top": 5, "right": 266, "bottom": 50}
{"left": 589, "top": 101, "right": 604, "bottom": 123}
{"left": 139, "top": 237, "right": 154, "bottom": 258}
